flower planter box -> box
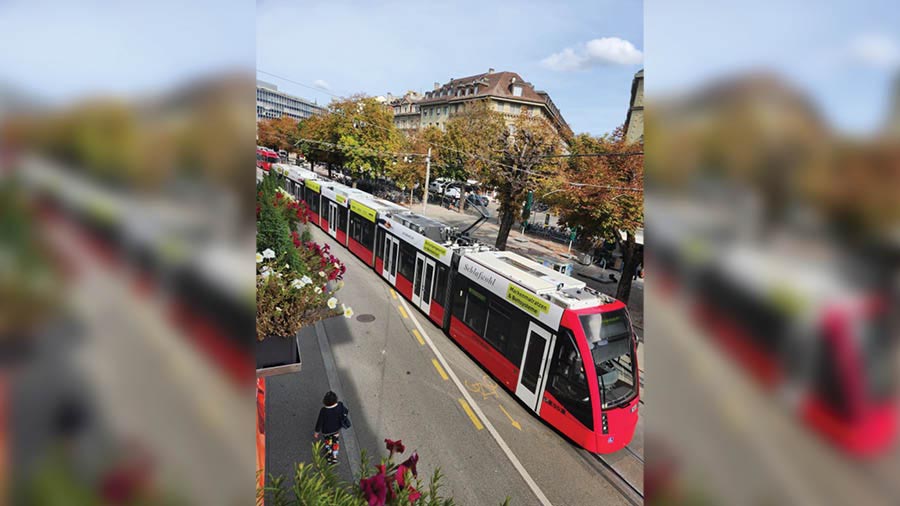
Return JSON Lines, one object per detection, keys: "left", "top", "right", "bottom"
{"left": 256, "top": 334, "right": 301, "bottom": 377}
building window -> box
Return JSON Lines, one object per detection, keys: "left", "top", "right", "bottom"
{"left": 512, "top": 85, "right": 523, "bottom": 97}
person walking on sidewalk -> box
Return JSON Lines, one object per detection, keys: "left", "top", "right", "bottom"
{"left": 313, "top": 391, "right": 349, "bottom": 464}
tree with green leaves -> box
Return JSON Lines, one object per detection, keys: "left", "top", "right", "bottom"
{"left": 554, "top": 126, "right": 644, "bottom": 303}
{"left": 482, "top": 112, "right": 562, "bottom": 251}
{"left": 298, "top": 95, "right": 402, "bottom": 183}
{"left": 438, "top": 102, "right": 506, "bottom": 206}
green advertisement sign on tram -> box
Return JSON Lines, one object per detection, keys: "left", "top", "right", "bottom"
{"left": 350, "top": 200, "right": 376, "bottom": 222}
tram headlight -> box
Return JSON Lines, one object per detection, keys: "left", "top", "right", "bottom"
{"left": 631, "top": 403, "right": 638, "bottom": 413}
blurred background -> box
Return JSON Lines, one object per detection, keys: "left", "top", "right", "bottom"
{"left": 0, "top": 1, "right": 254, "bottom": 504}
{"left": 645, "top": 1, "right": 900, "bottom": 505}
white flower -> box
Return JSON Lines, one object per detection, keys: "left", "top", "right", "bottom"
{"left": 314, "top": 286, "right": 322, "bottom": 294}
{"left": 256, "top": 252, "right": 263, "bottom": 263}
{"left": 261, "top": 270, "right": 272, "bottom": 279}
{"left": 318, "top": 271, "right": 326, "bottom": 278}
{"left": 262, "top": 248, "right": 276, "bottom": 259}
{"left": 275, "top": 306, "right": 282, "bottom": 312}
{"left": 342, "top": 304, "right": 354, "bottom": 319}
{"left": 327, "top": 297, "right": 337, "bottom": 309}
{"left": 291, "top": 278, "right": 305, "bottom": 289}
{"left": 300, "top": 275, "right": 312, "bottom": 285}
{"left": 285, "top": 264, "right": 290, "bottom": 269}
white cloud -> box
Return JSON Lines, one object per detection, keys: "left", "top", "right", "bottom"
{"left": 848, "top": 33, "right": 900, "bottom": 69}
{"left": 313, "top": 79, "right": 331, "bottom": 90}
{"left": 541, "top": 37, "right": 643, "bottom": 71}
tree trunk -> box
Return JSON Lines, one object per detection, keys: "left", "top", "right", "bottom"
{"left": 615, "top": 233, "right": 639, "bottom": 304}
{"left": 327, "top": 162, "right": 333, "bottom": 179}
{"left": 495, "top": 208, "right": 516, "bottom": 251}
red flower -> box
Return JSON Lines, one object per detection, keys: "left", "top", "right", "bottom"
{"left": 396, "top": 464, "right": 409, "bottom": 488}
{"left": 359, "top": 470, "right": 387, "bottom": 506}
{"left": 399, "top": 452, "right": 418, "bottom": 478}
{"left": 384, "top": 438, "right": 405, "bottom": 456}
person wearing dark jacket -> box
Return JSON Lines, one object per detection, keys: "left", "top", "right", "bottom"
{"left": 313, "top": 391, "right": 348, "bottom": 464}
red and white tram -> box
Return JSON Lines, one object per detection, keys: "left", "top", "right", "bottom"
{"left": 270, "top": 169, "right": 640, "bottom": 453}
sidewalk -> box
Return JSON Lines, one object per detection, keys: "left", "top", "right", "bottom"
{"left": 264, "top": 324, "right": 355, "bottom": 491}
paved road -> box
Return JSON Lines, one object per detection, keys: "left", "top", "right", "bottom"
{"left": 647, "top": 283, "right": 900, "bottom": 506}
{"left": 265, "top": 223, "right": 643, "bottom": 505}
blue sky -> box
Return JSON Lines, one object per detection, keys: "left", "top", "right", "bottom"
{"left": 646, "top": 0, "right": 900, "bottom": 135}
{"left": 0, "top": 0, "right": 254, "bottom": 103}
{"left": 257, "top": 0, "right": 643, "bottom": 136}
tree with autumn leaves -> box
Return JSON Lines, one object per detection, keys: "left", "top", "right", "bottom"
{"left": 552, "top": 126, "right": 644, "bottom": 303}
{"left": 257, "top": 116, "right": 301, "bottom": 154}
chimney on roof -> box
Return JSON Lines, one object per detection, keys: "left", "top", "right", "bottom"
{"left": 434, "top": 82, "right": 440, "bottom": 90}
{"left": 488, "top": 68, "right": 494, "bottom": 74}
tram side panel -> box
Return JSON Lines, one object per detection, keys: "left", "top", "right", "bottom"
{"left": 347, "top": 209, "right": 377, "bottom": 268}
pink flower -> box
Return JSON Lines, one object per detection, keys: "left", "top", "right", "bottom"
{"left": 399, "top": 452, "right": 418, "bottom": 478}
{"left": 360, "top": 470, "right": 387, "bottom": 506}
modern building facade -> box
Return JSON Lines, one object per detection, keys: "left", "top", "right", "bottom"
{"left": 398, "top": 69, "right": 572, "bottom": 140}
{"left": 256, "top": 80, "right": 325, "bottom": 122}
{"left": 624, "top": 69, "right": 644, "bottom": 144}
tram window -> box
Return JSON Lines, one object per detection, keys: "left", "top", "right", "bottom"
{"left": 398, "top": 241, "right": 416, "bottom": 280}
{"left": 463, "top": 285, "right": 489, "bottom": 336}
{"left": 484, "top": 299, "right": 509, "bottom": 353}
{"left": 375, "top": 228, "right": 385, "bottom": 262}
{"left": 546, "top": 330, "right": 593, "bottom": 429}
{"left": 349, "top": 213, "right": 375, "bottom": 249}
{"left": 452, "top": 275, "right": 469, "bottom": 320}
{"left": 814, "top": 330, "right": 850, "bottom": 415}
{"left": 337, "top": 206, "right": 348, "bottom": 233}
{"left": 308, "top": 193, "right": 319, "bottom": 214}
{"left": 434, "top": 264, "right": 449, "bottom": 307}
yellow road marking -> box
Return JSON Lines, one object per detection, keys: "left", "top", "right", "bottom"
{"left": 458, "top": 398, "right": 484, "bottom": 430}
{"left": 390, "top": 289, "right": 398, "bottom": 300}
{"left": 397, "top": 305, "right": 408, "bottom": 319}
{"left": 412, "top": 329, "right": 425, "bottom": 346}
{"left": 432, "top": 359, "right": 449, "bottom": 380}
{"left": 499, "top": 404, "right": 522, "bottom": 430}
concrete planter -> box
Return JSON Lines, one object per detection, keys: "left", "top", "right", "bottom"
{"left": 256, "top": 333, "right": 301, "bottom": 377}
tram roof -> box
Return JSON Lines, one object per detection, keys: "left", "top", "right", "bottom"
{"left": 276, "top": 164, "right": 319, "bottom": 181}
{"left": 353, "top": 195, "right": 408, "bottom": 213}
{"left": 466, "top": 250, "right": 585, "bottom": 294}
{"left": 390, "top": 212, "right": 456, "bottom": 243}
{"left": 464, "top": 250, "right": 615, "bottom": 309}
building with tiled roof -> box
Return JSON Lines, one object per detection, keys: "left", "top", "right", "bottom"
{"left": 387, "top": 91, "right": 424, "bottom": 132}
{"left": 407, "top": 68, "right": 572, "bottom": 140}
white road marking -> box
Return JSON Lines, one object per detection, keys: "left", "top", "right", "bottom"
{"left": 397, "top": 296, "right": 553, "bottom": 506}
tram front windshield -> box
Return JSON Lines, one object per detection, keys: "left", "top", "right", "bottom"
{"left": 581, "top": 309, "right": 637, "bottom": 409}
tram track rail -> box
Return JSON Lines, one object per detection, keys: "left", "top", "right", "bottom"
{"left": 583, "top": 451, "right": 644, "bottom": 506}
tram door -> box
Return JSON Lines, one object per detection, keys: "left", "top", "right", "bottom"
{"left": 516, "top": 322, "right": 555, "bottom": 411}
{"left": 327, "top": 202, "right": 338, "bottom": 237}
{"left": 412, "top": 252, "right": 436, "bottom": 313}
{"left": 382, "top": 235, "right": 399, "bottom": 284}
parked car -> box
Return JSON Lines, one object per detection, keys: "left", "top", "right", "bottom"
{"left": 465, "top": 194, "right": 489, "bottom": 208}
